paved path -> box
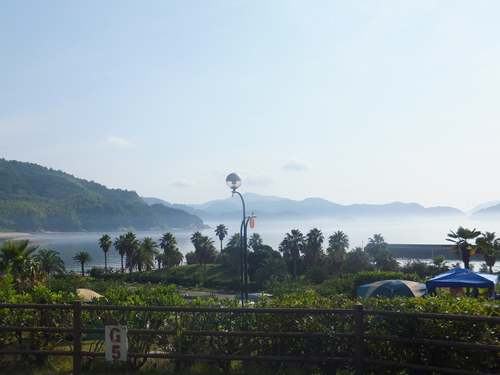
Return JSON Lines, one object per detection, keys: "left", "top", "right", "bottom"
{"left": 179, "top": 290, "right": 236, "bottom": 299}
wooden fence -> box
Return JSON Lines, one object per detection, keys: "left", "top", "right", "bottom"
{"left": 1, "top": 301, "right": 500, "bottom": 375}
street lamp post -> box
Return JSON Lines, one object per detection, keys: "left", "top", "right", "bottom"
{"left": 226, "top": 173, "right": 254, "bottom": 304}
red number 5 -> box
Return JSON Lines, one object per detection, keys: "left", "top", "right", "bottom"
{"left": 112, "top": 345, "right": 121, "bottom": 360}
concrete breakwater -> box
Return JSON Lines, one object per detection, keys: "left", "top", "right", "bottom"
{"left": 388, "top": 244, "right": 458, "bottom": 260}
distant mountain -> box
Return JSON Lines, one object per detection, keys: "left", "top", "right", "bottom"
{"left": 0, "top": 159, "right": 207, "bottom": 232}
{"left": 469, "top": 203, "right": 500, "bottom": 221}
{"left": 145, "top": 193, "right": 467, "bottom": 222}
{"left": 202, "top": 195, "right": 465, "bottom": 221}
{"left": 188, "top": 193, "right": 286, "bottom": 211}
{"left": 142, "top": 197, "right": 216, "bottom": 220}
{"left": 142, "top": 197, "right": 173, "bottom": 206}
{"left": 467, "top": 201, "right": 500, "bottom": 216}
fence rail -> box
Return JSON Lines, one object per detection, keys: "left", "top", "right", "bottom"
{"left": 1, "top": 301, "right": 499, "bottom": 375}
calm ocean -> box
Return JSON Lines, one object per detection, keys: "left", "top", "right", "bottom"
{"left": 1, "top": 218, "right": 497, "bottom": 272}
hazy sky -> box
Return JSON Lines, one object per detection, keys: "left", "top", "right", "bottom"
{"left": 2, "top": 1, "right": 500, "bottom": 212}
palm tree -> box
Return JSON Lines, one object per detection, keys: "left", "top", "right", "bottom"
{"left": 114, "top": 234, "right": 127, "bottom": 273}
{"left": 156, "top": 253, "right": 166, "bottom": 268}
{"left": 329, "top": 231, "right": 349, "bottom": 250}
{"left": 254, "top": 257, "right": 288, "bottom": 286}
{"left": 72, "top": 251, "right": 93, "bottom": 276}
{"left": 279, "top": 229, "right": 304, "bottom": 278}
{"left": 215, "top": 224, "right": 228, "bottom": 251}
{"left": 304, "top": 228, "right": 325, "bottom": 267}
{"left": 33, "top": 249, "right": 66, "bottom": 275}
{"left": 171, "top": 248, "right": 184, "bottom": 267}
{"left": 345, "top": 247, "right": 372, "bottom": 273}
{"left": 227, "top": 233, "right": 241, "bottom": 248}
{"left": 220, "top": 233, "right": 241, "bottom": 273}
{"left": 327, "top": 231, "right": 350, "bottom": 275}
{"left": 124, "top": 231, "right": 140, "bottom": 275}
{"left": 248, "top": 233, "right": 263, "bottom": 252}
{"left": 475, "top": 231, "right": 499, "bottom": 273}
{"left": 446, "top": 227, "right": 481, "bottom": 269}
{"left": 0, "top": 238, "right": 43, "bottom": 293}
{"left": 135, "top": 237, "right": 159, "bottom": 272}
{"left": 26, "top": 260, "right": 48, "bottom": 289}
{"left": 327, "top": 242, "right": 346, "bottom": 275}
{"left": 430, "top": 255, "right": 449, "bottom": 274}
{"left": 191, "top": 234, "right": 218, "bottom": 280}
{"left": 365, "top": 233, "right": 388, "bottom": 258}
{"left": 190, "top": 231, "right": 203, "bottom": 248}
{"left": 374, "top": 248, "right": 399, "bottom": 271}
{"left": 130, "top": 242, "right": 157, "bottom": 272}
{"left": 159, "top": 232, "right": 178, "bottom": 278}
{"left": 185, "top": 251, "right": 197, "bottom": 265}
{"left": 98, "top": 234, "right": 113, "bottom": 273}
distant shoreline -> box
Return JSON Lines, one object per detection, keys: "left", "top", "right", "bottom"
{"left": 0, "top": 232, "right": 34, "bottom": 239}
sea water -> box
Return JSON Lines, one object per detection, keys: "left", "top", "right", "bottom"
{"left": 1, "top": 218, "right": 498, "bottom": 272}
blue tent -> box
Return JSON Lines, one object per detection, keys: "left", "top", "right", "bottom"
{"left": 426, "top": 268, "right": 498, "bottom": 296}
{"left": 357, "top": 280, "right": 427, "bottom": 298}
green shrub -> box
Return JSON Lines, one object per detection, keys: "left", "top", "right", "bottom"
{"left": 89, "top": 266, "right": 105, "bottom": 278}
{"left": 0, "top": 282, "right": 95, "bottom": 367}
{"left": 314, "top": 274, "right": 357, "bottom": 298}
{"left": 305, "top": 265, "right": 329, "bottom": 284}
{"left": 3, "top": 275, "right": 500, "bottom": 374}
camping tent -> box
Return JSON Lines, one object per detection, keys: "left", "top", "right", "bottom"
{"left": 357, "top": 280, "right": 427, "bottom": 298}
{"left": 71, "top": 288, "right": 105, "bottom": 303}
{"left": 426, "top": 268, "right": 498, "bottom": 296}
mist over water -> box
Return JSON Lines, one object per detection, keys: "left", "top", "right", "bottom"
{"left": 2, "top": 218, "right": 498, "bottom": 272}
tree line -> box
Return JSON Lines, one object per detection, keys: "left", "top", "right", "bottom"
{"left": 0, "top": 158, "right": 205, "bottom": 232}
{"left": 2, "top": 224, "right": 499, "bottom": 294}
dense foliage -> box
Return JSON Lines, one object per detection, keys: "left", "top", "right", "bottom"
{"left": 3, "top": 222, "right": 500, "bottom": 373}
{"left": 0, "top": 159, "right": 205, "bottom": 232}
{"left": 2, "top": 276, "right": 500, "bottom": 374}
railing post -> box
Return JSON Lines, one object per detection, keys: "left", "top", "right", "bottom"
{"left": 73, "top": 300, "right": 82, "bottom": 375}
{"left": 354, "top": 303, "right": 364, "bottom": 375}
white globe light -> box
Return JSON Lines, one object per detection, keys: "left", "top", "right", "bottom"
{"left": 226, "top": 173, "right": 242, "bottom": 191}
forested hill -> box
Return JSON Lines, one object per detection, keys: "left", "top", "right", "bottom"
{"left": 0, "top": 159, "right": 206, "bottom": 232}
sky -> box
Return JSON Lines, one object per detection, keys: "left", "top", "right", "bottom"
{"left": 1, "top": 1, "right": 500, "bottom": 212}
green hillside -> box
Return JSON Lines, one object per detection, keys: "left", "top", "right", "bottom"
{"left": 0, "top": 159, "right": 206, "bottom": 232}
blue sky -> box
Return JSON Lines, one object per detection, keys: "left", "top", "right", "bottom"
{"left": 2, "top": 1, "right": 500, "bottom": 212}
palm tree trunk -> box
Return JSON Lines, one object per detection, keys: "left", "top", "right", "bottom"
{"left": 167, "top": 255, "right": 170, "bottom": 278}
{"left": 462, "top": 247, "right": 471, "bottom": 269}
{"left": 81, "top": 263, "right": 85, "bottom": 276}
{"left": 105, "top": 252, "right": 108, "bottom": 273}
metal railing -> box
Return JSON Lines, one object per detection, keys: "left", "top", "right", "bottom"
{"left": 1, "top": 302, "right": 500, "bottom": 375}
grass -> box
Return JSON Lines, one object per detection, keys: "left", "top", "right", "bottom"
{"left": 142, "top": 264, "right": 237, "bottom": 281}
{"left": 2, "top": 355, "right": 353, "bottom": 375}
{"left": 2, "top": 355, "right": 313, "bottom": 375}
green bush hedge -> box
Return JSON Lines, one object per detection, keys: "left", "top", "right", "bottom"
{"left": 3, "top": 273, "right": 500, "bottom": 374}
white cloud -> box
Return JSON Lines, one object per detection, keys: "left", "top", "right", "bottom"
{"left": 170, "top": 177, "right": 195, "bottom": 187}
{"left": 107, "top": 135, "right": 135, "bottom": 149}
{"left": 246, "top": 172, "right": 278, "bottom": 186}
{"left": 282, "top": 158, "right": 313, "bottom": 172}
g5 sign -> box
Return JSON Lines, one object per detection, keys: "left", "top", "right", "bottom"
{"left": 105, "top": 325, "right": 127, "bottom": 361}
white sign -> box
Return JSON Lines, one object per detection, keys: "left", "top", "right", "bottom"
{"left": 105, "top": 325, "right": 127, "bottom": 361}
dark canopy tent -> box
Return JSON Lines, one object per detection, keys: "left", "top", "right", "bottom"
{"left": 426, "top": 268, "right": 498, "bottom": 297}
{"left": 357, "top": 280, "right": 427, "bottom": 298}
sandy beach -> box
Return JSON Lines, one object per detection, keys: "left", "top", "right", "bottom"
{"left": 0, "top": 232, "right": 34, "bottom": 239}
